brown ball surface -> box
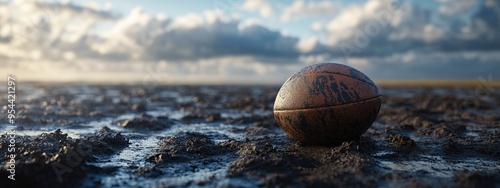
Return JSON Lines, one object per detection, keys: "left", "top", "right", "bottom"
{"left": 273, "top": 63, "right": 381, "bottom": 145}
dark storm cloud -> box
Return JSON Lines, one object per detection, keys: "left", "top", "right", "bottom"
{"left": 439, "top": 1, "right": 500, "bottom": 52}
{"left": 33, "top": 0, "right": 119, "bottom": 19}
{"left": 313, "top": 0, "right": 500, "bottom": 59}
{"left": 364, "top": 53, "right": 500, "bottom": 80}
{"left": 146, "top": 21, "right": 301, "bottom": 61}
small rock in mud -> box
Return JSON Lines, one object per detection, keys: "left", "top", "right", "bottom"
{"left": 326, "top": 143, "right": 373, "bottom": 168}
{"left": 132, "top": 165, "right": 163, "bottom": 178}
{"left": 132, "top": 103, "right": 147, "bottom": 112}
{"left": 181, "top": 112, "right": 222, "bottom": 122}
{"left": 114, "top": 117, "right": 173, "bottom": 131}
{"left": 388, "top": 134, "right": 417, "bottom": 151}
{"left": 442, "top": 140, "right": 459, "bottom": 153}
{"left": 148, "top": 132, "right": 225, "bottom": 163}
{"left": 81, "top": 126, "right": 129, "bottom": 157}
{"left": 453, "top": 170, "right": 500, "bottom": 188}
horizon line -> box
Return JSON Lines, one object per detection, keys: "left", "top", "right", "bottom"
{"left": 8, "top": 79, "right": 500, "bottom": 87}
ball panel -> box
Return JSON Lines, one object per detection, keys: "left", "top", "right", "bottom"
{"left": 287, "top": 63, "right": 377, "bottom": 88}
{"left": 274, "top": 73, "right": 380, "bottom": 110}
{"left": 274, "top": 96, "right": 381, "bottom": 145}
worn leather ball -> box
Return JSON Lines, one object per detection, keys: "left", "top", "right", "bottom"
{"left": 273, "top": 63, "right": 381, "bottom": 145}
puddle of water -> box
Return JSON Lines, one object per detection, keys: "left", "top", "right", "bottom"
{"left": 146, "top": 108, "right": 187, "bottom": 120}
{"left": 158, "top": 91, "right": 179, "bottom": 98}
{"left": 372, "top": 151, "right": 396, "bottom": 157}
{"left": 19, "top": 87, "right": 46, "bottom": 101}
{"left": 379, "top": 87, "right": 418, "bottom": 99}
{"left": 113, "top": 113, "right": 138, "bottom": 121}
{"left": 221, "top": 110, "right": 272, "bottom": 119}
{"left": 176, "top": 95, "right": 194, "bottom": 104}
{"left": 432, "top": 88, "right": 449, "bottom": 96}
{"left": 105, "top": 89, "right": 121, "bottom": 97}
{"left": 0, "top": 118, "right": 116, "bottom": 139}
{"left": 88, "top": 135, "right": 159, "bottom": 168}
{"left": 378, "top": 155, "right": 500, "bottom": 178}
{"left": 153, "top": 168, "right": 227, "bottom": 187}
{"left": 465, "top": 123, "right": 484, "bottom": 137}
{"left": 159, "top": 123, "right": 246, "bottom": 142}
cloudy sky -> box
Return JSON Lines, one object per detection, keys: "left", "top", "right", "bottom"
{"left": 1, "top": 0, "right": 499, "bottom": 84}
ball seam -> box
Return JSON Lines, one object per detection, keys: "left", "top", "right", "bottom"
{"left": 296, "top": 72, "right": 377, "bottom": 88}
{"left": 274, "top": 95, "right": 381, "bottom": 112}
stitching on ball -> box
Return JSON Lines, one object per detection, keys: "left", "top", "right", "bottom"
{"left": 274, "top": 95, "right": 381, "bottom": 112}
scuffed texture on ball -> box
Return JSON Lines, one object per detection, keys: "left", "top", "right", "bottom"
{"left": 274, "top": 63, "right": 381, "bottom": 145}
{"left": 274, "top": 63, "right": 380, "bottom": 110}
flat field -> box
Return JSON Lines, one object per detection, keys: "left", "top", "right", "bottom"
{"left": 1, "top": 83, "right": 499, "bottom": 187}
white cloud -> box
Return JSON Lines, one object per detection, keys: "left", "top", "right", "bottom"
{"left": 296, "top": 36, "right": 318, "bottom": 53}
{"left": 281, "top": 0, "right": 339, "bottom": 22}
{"left": 346, "top": 58, "right": 370, "bottom": 68}
{"left": 0, "top": 0, "right": 117, "bottom": 61}
{"left": 238, "top": 18, "right": 260, "bottom": 30}
{"left": 241, "top": 0, "right": 272, "bottom": 17}
{"left": 63, "top": 51, "right": 75, "bottom": 61}
{"left": 402, "top": 52, "right": 416, "bottom": 63}
{"left": 311, "top": 21, "right": 323, "bottom": 31}
{"left": 325, "top": 0, "right": 397, "bottom": 45}
{"left": 299, "top": 54, "right": 331, "bottom": 65}
{"left": 422, "top": 24, "right": 444, "bottom": 43}
{"left": 437, "top": 0, "right": 476, "bottom": 15}
{"left": 167, "top": 13, "right": 205, "bottom": 30}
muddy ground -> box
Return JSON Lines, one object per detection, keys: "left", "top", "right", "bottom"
{"left": 0, "top": 83, "right": 499, "bottom": 187}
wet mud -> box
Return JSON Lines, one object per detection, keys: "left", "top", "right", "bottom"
{"left": 0, "top": 84, "right": 499, "bottom": 187}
